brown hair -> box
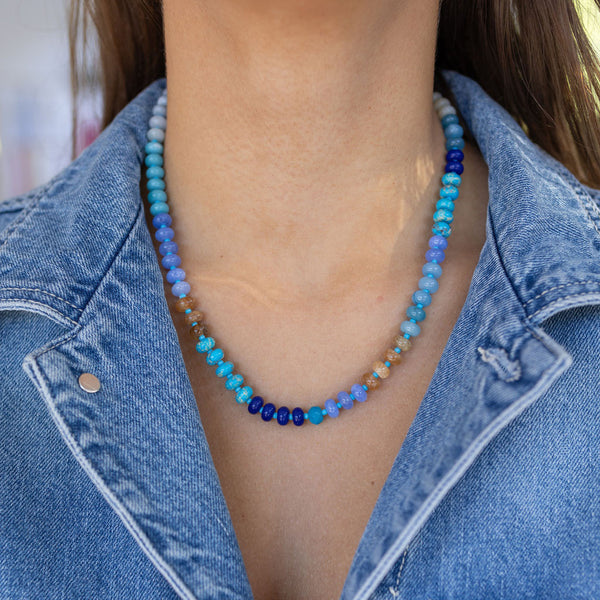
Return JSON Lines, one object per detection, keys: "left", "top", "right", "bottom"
{"left": 70, "top": 0, "right": 600, "bottom": 187}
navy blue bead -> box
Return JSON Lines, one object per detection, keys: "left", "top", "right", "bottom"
{"left": 425, "top": 248, "right": 446, "bottom": 263}
{"left": 152, "top": 213, "right": 172, "bottom": 228}
{"left": 445, "top": 161, "right": 464, "bottom": 175}
{"left": 155, "top": 227, "right": 174, "bottom": 242}
{"left": 248, "top": 396, "right": 264, "bottom": 414}
{"left": 445, "top": 149, "right": 464, "bottom": 163}
{"left": 159, "top": 241, "right": 178, "bottom": 256}
{"left": 277, "top": 406, "right": 290, "bottom": 425}
{"left": 161, "top": 253, "right": 181, "bottom": 269}
{"left": 292, "top": 407, "right": 305, "bottom": 426}
{"left": 261, "top": 403, "right": 276, "bottom": 421}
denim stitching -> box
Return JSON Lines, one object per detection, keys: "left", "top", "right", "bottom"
{"left": 522, "top": 280, "right": 600, "bottom": 307}
{"left": 388, "top": 548, "right": 409, "bottom": 598}
{"left": 529, "top": 292, "right": 600, "bottom": 320}
{"left": 0, "top": 287, "right": 84, "bottom": 312}
{"left": 1, "top": 298, "right": 79, "bottom": 327}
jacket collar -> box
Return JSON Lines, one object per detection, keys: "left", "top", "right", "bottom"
{"left": 1, "top": 72, "right": 600, "bottom": 600}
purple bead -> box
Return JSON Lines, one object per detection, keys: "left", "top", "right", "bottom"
{"left": 351, "top": 384, "right": 367, "bottom": 402}
{"left": 337, "top": 391, "right": 353, "bottom": 410}
{"left": 152, "top": 213, "right": 172, "bottom": 228}
{"left": 248, "top": 396, "right": 263, "bottom": 414}
{"left": 161, "top": 254, "right": 181, "bottom": 269}
{"left": 425, "top": 248, "right": 446, "bottom": 263}
{"left": 155, "top": 227, "right": 174, "bottom": 242}
{"left": 325, "top": 398, "right": 339, "bottom": 418}
{"left": 277, "top": 406, "right": 290, "bottom": 425}
{"left": 166, "top": 268, "right": 186, "bottom": 284}
{"left": 429, "top": 235, "right": 448, "bottom": 250}
{"left": 261, "top": 403, "right": 276, "bottom": 421}
{"left": 159, "top": 241, "right": 178, "bottom": 256}
{"left": 171, "top": 281, "right": 191, "bottom": 296}
{"left": 292, "top": 408, "right": 305, "bottom": 426}
{"left": 445, "top": 161, "right": 464, "bottom": 175}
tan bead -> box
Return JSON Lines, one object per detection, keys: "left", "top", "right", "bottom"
{"left": 372, "top": 361, "right": 390, "bottom": 379}
{"left": 189, "top": 323, "right": 208, "bottom": 340}
{"left": 175, "top": 296, "right": 196, "bottom": 312}
{"left": 361, "top": 372, "right": 380, "bottom": 390}
{"left": 394, "top": 335, "right": 412, "bottom": 352}
{"left": 385, "top": 348, "right": 402, "bottom": 364}
{"left": 184, "top": 310, "right": 204, "bottom": 326}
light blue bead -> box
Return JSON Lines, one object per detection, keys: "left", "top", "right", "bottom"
{"left": 236, "top": 386, "right": 253, "bottom": 404}
{"left": 401, "top": 320, "right": 421, "bottom": 336}
{"left": 225, "top": 374, "right": 244, "bottom": 390}
{"left": 325, "top": 398, "right": 339, "bottom": 417}
{"left": 157, "top": 95, "right": 167, "bottom": 106}
{"left": 171, "top": 281, "right": 190, "bottom": 296}
{"left": 442, "top": 172, "right": 462, "bottom": 187}
{"left": 145, "top": 154, "right": 163, "bottom": 167}
{"left": 436, "top": 199, "right": 455, "bottom": 212}
{"left": 351, "top": 383, "right": 367, "bottom": 402}
{"left": 432, "top": 222, "right": 451, "bottom": 237}
{"left": 407, "top": 305, "right": 426, "bottom": 321}
{"left": 441, "top": 114, "right": 459, "bottom": 127}
{"left": 444, "top": 124, "right": 464, "bottom": 139}
{"left": 150, "top": 202, "right": 169, "bottom": 215}
{"left": 145, "top": 141, "right": 163, "bottom": 154}
{"left": 337, "top": 391, "right": 353, "bottom": 410}
{"left": 152, "top": 105, "right": 167, "bottom": 117}
{"left": 147, "top": 127, "right": 165, "bottom": 142}
{"left": 148, "top": 190, "right": 167, "bottom": 204}
{"left": 440, "top": 185, "right": 459, "bottom": 200}
{"left": 308, "top": 406, "right": 324, "bottom": 424}
{"left": 149, "top": 115, "right": 167, "bottom": 130}
{"left": 412, "top": 289, "right": 432, "bottom": 306}
{"left": 445, "top": 137, "right": 465, "bottom": 151}
{"left": 433, "top": 209, "right": 454, "bottom": 224}
{"left": 216, "top": 361, "right": 234, "bottom": 377}
{"left": 422, "top": 262, "right": 442, "bottom": 278}
{"left": 196, "top": 337, "right": 216, "bottom": 353}
{"left": 419, "top": 276, "right": 439, "bottom": 293}
{"left": 146, "top": 166, "right": 165, "bottom": 179}
{"left": 147, "top": 178, "right": 166, "bottom": 191}
{"left": 207, "top": 348, "right": 224, "bottom": 365}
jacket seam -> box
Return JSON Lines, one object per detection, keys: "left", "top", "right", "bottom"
{"left": 0, "top": 288, "right": 84, "bottom": 313}
{"left": 0, "top": 298, "right": 79, "bottom": 327}
{"left": 529, "top": 292, "right": 600, "bottom": 321}
{"left": 522, "top": 280, "right": 600, "bottom": 308}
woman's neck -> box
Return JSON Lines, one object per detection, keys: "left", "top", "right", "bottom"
{"left": 162, "top": 0, "right": 444, "bottom": 303}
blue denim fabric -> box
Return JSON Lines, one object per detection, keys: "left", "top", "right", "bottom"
{"left": 1, "top": 70, "right": 600, "bottom": 599}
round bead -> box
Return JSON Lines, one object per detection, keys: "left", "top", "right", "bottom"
{"left": 248, "top": 396, "right": 263, "bottom": 414}
{"left": 157, "top": 94, "right": 167, "bottom": 106}
{"left": 150, "top": 202, "right": 169, "bottom": 216}
{"left": 196, "top": 336, "right": 215, "bottom": 353}
{"left": 401, "top": 320, "right": 421, "bottom": 336}
{"left": 412, "top": 289, "right": 432, "bottom": 307}
{"left": 337, "top": 391, "right": 353, "bottom": 410}
{"left": 325, "top": 398, "right": 340, "bottom": 417}
{"left": 372, "top": 361, "right": 390, "bottom": 379}
{"left": 445, "top": 161, "right": 464, "bottom": 175}
{"left": 351, "top": 383, "right": 367, "bottom": 402}
{"left": 394, "top": 336, "right": 413, "bottom": 351}
{"left": 145, "top": 153, "right": 163, "bottom": 167}
{"left": 147, "top": 178, "right": 166, "bottom": 191}
{"left": 442, "top": 172, "right": 462, "bottom": 187}
{"left": 429, "top": 235, "right": 448, "bottom": 250}
{"left": 419, "top": 276, "right": 439, "bottom": 293}
{"left": 159, "top": 240, "right": 178, "bottom": 256}
{"left": 422, "top": 262, "right": 442, "bottom": 278}
{"left": 407, "top": 305, "right": 426, "bottom": 321}
{"left": 225, "top": 374, "right": 244, "bottom": 390}
{"left": 215, "top": 361, "right": 234, "bottom": 378}
{"left": 171, "top": 281, "right": 190, "bottom": 296}
{"left": 308, "top": 406, "right": 324, "bottom": 424}
{"left": 440, "top": 185, "right": 459, "bottom": 200}
{"left": 384, "top": 348, "right": 402, "bottom": 365}
{"left": 444, "top": 124, "right": 464, "bottom": 139}
{"left": 206, "top": 348, "right": 224, "bottom": 365}
{"left": 146, "top": 166, "right": 165, "bottom": 179}
{"left": 189, "top": 323, "right": 207, "bottom": 339}
{"left": 436, "top": 199, "right": 455, "bottom": 212}
{"left": 162, "top": 253, "right": 181, "bottom": 269}
{"left": 427, "top": 247, "right": 448, "bottom": 264}
{"left": 166, "top": 267, "right": 186, "bottom": 284}
{"left": 145, "top": 141, "right": 163, "bottom": 154}
{"left": 437, "top": 104, "right": 457, "bottom": 118}
{"left": 236, "top": 386, "right": 253, "bottom": 404}
{"left": 292, "top": 408, "right": 305, "bottom": 426}
{"left": 361, "top": 373, "right": 380, "bottom": 390}
{"left": 446, "top": 137, "right": 465, "bottom": 151}
{"left": 441, "top": 114, "right": 459, "bottom": 128}
{"left": 148, "top": 190, "right": 167, "bottom": 204}
{"left": 261, "top": 403, "right": 276, "bottom": 421}
{"left": 147, "top": 127, "right": 165, "bottom": 142}
{"left": 432, "top": 222, "right": 452, "bottom": 237}
{"left": 155, "top": 227, "right": 174, "bottom": 242}
{"left": 149, "top": 115, "right": 167, "bottom": 130}
{"left": 152, "top": 105, "right": 167, "bottom": 117}
{"left": 152, "top": 213, "right": 172, "bottom": 228}
{"left": 433, "top": 209, "right": 454, "bottom": 224}
{"left": 277, "top": 406, "right": 290, "bottom": 425}
{"left": 175, "top": 296, "right": 195, "bottom": 312}
{"left": 184, "top": 310, "right": 204, "bottom": 326}
{"left": 445, "top": 149, "right": 464, "bottom": 163}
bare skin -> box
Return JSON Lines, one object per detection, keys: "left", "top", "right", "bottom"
{"left": 156, "top": 1, "right": 490, "bottom": 598}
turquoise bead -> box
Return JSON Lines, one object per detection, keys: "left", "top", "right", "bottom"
{"left": 433, "top": 209, "right": 454, "bottom": 223}
{"left": 419, "top": 276, "right": 439, "bottom": 293}
{"left": 407, "top": 305, "right": 426, "bottom": 321}
{"left": 147, "top": 178, "right": 166, "bottom": 191}
{"left": 236, "top": 386, "right": 253, "bottom": 404}
{"left": 442, "top": 172, "right": 462, "bottom": 187}
{"left": 432, "top": 222, "right": 451, "bottom": 237}
{"left": 148, "top": 190, "right": 167, "bottom": 204}
{"left": 444, "top": 124, "right": 464, "bottom": 139}
{"left": 445, "top": 137, "right": 465, "bottom": 151}
{"left": 225, "top": 374, "right": 244, "bottom": 390}
{"left": 145, "top": 141, "right": 163, "bottom": 155}
{"left": 440, "top": 185, "right": 459, "bottom": 200}
{"left": 436, "top": 199, "right": 455, "bottom": 212}
{"left": 308, "top": 406, "right": 324, "bottom": 424}
{"left": 196, "top": 337, "right": 215, "bottom": 353}
{"left": 216, "top": 361, "right": 234, "bottom": 377}
{"left": 401, "top": 320, "right": 421, "bottom": 336}
{"left": 422, "top": 262, "right": 442, "bottom": 278}
{"left": 206, "top": 348, "right": 224, "bottom": 365}
{"left": 146, "top": 166, "right": 165, "bottom": 179}
{"left": 441, "top": 114, "right": 459, "bottom": 127}
{"left": 150, "top": 202, "right": 169, "bottom": 215}
{"left": 145, "top": 154, "right": 163, "bottom": 167}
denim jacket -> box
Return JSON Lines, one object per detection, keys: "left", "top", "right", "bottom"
{"left": 1, "top": 71, "right": 600, "bottom": 600}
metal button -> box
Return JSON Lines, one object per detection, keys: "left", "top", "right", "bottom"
{"left": 78, "top": 372, "right": 101, "bottom": 393}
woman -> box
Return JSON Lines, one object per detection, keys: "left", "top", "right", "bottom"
{"left": 1, "top": 0, "right": 600, "bottom": 598}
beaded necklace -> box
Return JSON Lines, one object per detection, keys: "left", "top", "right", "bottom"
{"left": 143, "top": 88, "right": 465, "bottom": 428}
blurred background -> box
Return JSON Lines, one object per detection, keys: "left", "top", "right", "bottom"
{"left": 0, "top": 1, "right": 599, "bottom": 200}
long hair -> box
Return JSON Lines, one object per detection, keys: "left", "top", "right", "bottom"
{"left": 69, "top": 0, "right": 600, "bottom": 187}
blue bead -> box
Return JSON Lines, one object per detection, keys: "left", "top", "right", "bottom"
{"left": 444, "top": 124, "right": 464, "bottom": 139}
{"left": 150, "top": 202, "right": 169, "bottom": 216}
{"left": 401, "top": 320, "right": 421, "bottom": 336}
{"left": 422, "top": 262, "right": 442, "bottom": 278}
{"left": 308, "top": 406, "right": 324, "bottom": 424}
{"left": 146, "top": 166, "right": 165, "bottom": 179}
{"left": 433, "top": 209, "right": 454, "bottom": 224}
{"left": 161, "top": 253, "right": 181, "bottom": 269}
{"left": 159, "top": 240, "right": 178, "bottom": 256}
{"left": 277, "top": 406, "right": 290, "bottom": 425}
{"left": 155, "top": 227, "right": 174, "bottom": 242}
{"left": 292, "top": 408, "right": 305, "bottom": 426}
{"left": 207, "top": 348, "right": 224, "bottom": 365}
{"left": 439, "top": 185, "right": 459, "bottom": 200}
{"left": 248, "top": 396, "right": 263, "bottom": 414}
{"left": 148, "top": 189, "right": 167, "bottom": 204}
{"left": 407, "top": 305, "right": 426, "bottom": 321}
{"left": 337, "top": 391, "right": 353, "bottom": 410}
{"left": 236, "top": 386, "right": 253, "bottom": 404}
{"left": 149, "top": 115, "right": 167, "bottom": 130}
{"left": 445, "top": 137, "right": 465, "bottom": 151}
{"left": 351, "top": 383, "right": 367, "bottom": 402}
{"left": 225, "top": 374, "right": 244, "bottom": 390}
{"left": 196, "top": 337, "right": 216, "bottom": 353}
{"left": 145, "top": 153, "right": 163, "bottom": 167}
{"left": 436, "top": 199, "right": 455, "bottom": 212}
{"left": 262, "top": 403, "right": 276, "bottom": 421}
{"left": 412, "top": 290, "right": 432, "bottom": 307}
{"left": 445, "top": 149, "right": 464, "bottom": 163}
{"left": 425, "top": 247, "right": 446, "bottom": 263}
{"left": 428, "top": 235, "right": 448, "bottom": 250}
{"left": 215, "top": 361, "right": 234, "bottom": 377}
{"left": 441, "top": 114, "right": 459, "bottom": 128}
{"left": 419, "top": 276, "right": 439, "bottom": 293}
{"left": 145, "top": 141, "right": 163, "bottom": 155}
{"left": 171, "top": 281, "right": 191, "bottom": 296}
{"left": 325, "top": 398, "right": 339, "bottom": 418}
{"left": 442, "top": 172, "right": 462, "bottom": 187}
{"left": 152, "top": 213, "right": 172, "bottom": 228}
{"left": 445, "top": 162, "right": 464, "bottom": 175}
{"left": 147, "top": 178, "right": 166, "bottom": 191}
{"left": 432, "top": 222, "right": 452, "bottom": 237}
{"left": 147, "top": 127, "right": 165, "bottom": 142}
{"left": 152, "top": 105, "right": 167, "bottom": 117}
{"left": 166, "top": 267, "right": 186, "bottom": 284}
